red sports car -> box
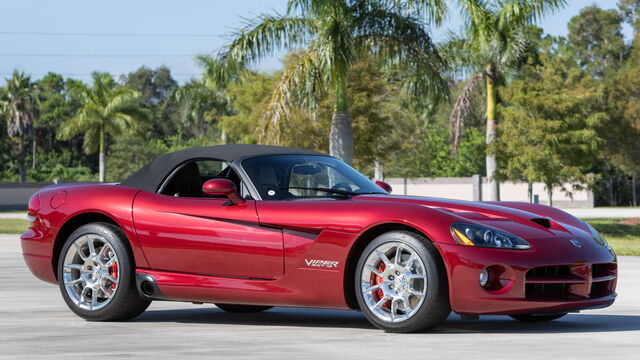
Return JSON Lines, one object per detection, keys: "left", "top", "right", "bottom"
{"left": 21, "top": 145, "right": 617, "bottom": 332}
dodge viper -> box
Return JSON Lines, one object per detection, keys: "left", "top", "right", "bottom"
{"left": 21, "top": 144, "right": 617, "bottom": 332}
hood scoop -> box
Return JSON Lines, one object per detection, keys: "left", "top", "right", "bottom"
{"left": 530, "top": 218, "right": 552, "bottom": 228}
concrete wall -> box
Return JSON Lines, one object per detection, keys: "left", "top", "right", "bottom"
{"left": 0, "top": 182, "right": 53, "bottom": 210}
{"left": 385, "top": 177, "right": 594, "bottom": 208}
{"left": 0, "top": 177, "right": 595, "bottom": 210}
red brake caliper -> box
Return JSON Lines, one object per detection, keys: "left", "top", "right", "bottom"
{"left": 374, "top": 263, "right": 391, "bottom": 308}
{"left": 108, "top": 262, "right": 118, "bottom": 289}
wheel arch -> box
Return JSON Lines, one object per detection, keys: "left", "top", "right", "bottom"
{"left": 51, "top": 212, "right": 131, "bottom": 281}
{"left": 343, "top": 222, "right": 446, "bottom": 310}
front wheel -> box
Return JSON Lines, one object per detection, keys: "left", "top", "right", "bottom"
{"left": 355, "top": 231, "right": 451, "bottom": 333}
{"left": 57, "top": 222, "right": 151, "bottom": 321}
{"left": 510, "top": 313, "right": 567, "bottom": 322}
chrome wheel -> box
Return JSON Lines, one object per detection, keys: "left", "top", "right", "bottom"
{"left": 62, "top": 234, "right": 119, "bottom": 311}
{"left": 360, "top": 242, "right": 427, "bottom": 323}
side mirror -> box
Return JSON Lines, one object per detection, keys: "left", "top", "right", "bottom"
{"left": 375, "top": 180, "right": 392, "bottom": 193}
{"left": 202, "top": 178, "right": 245, "bottom": 205}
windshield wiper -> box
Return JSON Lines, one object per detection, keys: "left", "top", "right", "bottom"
{"left": 281, "top": 186, "right": 358, "bottom": 197}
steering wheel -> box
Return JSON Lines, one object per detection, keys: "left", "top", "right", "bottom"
{"left": 331, "top": 182, "right": 353, "bottom": 193}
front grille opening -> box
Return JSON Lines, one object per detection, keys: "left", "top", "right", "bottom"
{"left": 525, "top": 283, "right": 570, "bottom": 300}
{"left": 526, "top": 265, "right": 573, "bottom": 280}
{"left": 592, "top": 263, "right": 617, "bottom": 278}
{"left": 590, "top": 281, "right": 613, "bottom": 298}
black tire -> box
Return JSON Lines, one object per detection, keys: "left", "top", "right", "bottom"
{"left": 215, "top": 304, "right": 273, "bottom": 313}
{"left": 354, "top": 231, "right": 451, "bottom": 333}
{"left": 509, "top": 313, "right": 567, "bottom": 322}
{"left": 57, "top": 222, "right": 151, "bottom": 321}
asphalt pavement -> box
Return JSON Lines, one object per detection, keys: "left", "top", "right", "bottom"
{"left": 1, "top": 234, "right": 639, "bottom": 359}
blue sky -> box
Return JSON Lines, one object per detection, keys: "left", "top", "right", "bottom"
{"left": 0, "top": 0, "right": 631, "bottom": 85}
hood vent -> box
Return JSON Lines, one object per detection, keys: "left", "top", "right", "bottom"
{"left": 531, "top": 218, "right": 552, "bottom": 228}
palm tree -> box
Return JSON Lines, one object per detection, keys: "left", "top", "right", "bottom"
{"left": 445, "top": 0, "right": 566, "bottom": 201}
{"left": 0, "top": 71, "right": 39, "bottom": 182}
{"left": 58, "top": 72, "right": 149, "bottom": 182}
{"left": 172, "top": 78, "right": 232, "bottom": 142}
{"left": 205, "top": 0, "right": 449, "bottom": 164}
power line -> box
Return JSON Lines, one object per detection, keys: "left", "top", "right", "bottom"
{"left": 0, "top": 72, "right": 198, "bottom": 77}
{"left": 0, "top": 30, "right": 221, "bottom": 37}
{"left": 0, "top": 53, "right": 196, "bottom": 58}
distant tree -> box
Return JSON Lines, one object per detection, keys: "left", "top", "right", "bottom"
{"left": 121, "top": 66, "right": 179, "bottom": 139}
{"left": 218, "top": 71, "right": 276, "bottom": 145}
{"left": 444, "top": 0, "right": 567, "bottom": 201}
{"left": 0, "top": 71, "right": 39, "bottom": 182}
{"left": 619, "top": 0, "right": 640, "bottom": 35}
{"left": 58, "top": 72, "right": 149, "bottom": 182}
{"left": 205, "top": 0, "right": 449, "bottom": 165}
{"left": 172, "top": 79, "right": 231, "bottom": 142}
{"left": 568, "top": 5, "right": 626, "bottom": 77}
{"left": 602, "top": 33, "right": 640, "bottom": 205}
{"left": 493, "top": 38, "right": 604, "bottom": 206}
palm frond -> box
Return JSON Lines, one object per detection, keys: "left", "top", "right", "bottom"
{"left": 439, "top": 32, "right": 483, "bottom": 77}
{"left": 353, "top": 5, "right": 449, "bottom": 104}
{"left": 214, "top": 14, "right": 315, "bottom": 86}
{"left": 372, "top": 0, "right": 447, "bottom": 25}
{"left": 497, "top": 0, "right": 567, "bottom": 28}
{"left": 457, "top": 0, "right": 495, "bottom": 41}
{"left": 261, "top": 48, "right": 325, "bottom": 144}
{"left": 450, "top": 72, "right": 483, "bottom": 155}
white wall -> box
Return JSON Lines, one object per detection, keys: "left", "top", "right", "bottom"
{"left": 384, "top": 177, "right": 594, "bottom": 208}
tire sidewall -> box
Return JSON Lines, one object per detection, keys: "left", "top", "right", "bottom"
{"left": 355, "top": 231, "right": 449, "bottom": 332}
{"left": 57, "top": 222, "right": 135, "bottom": 320}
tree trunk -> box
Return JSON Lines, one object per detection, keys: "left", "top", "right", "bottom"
{"left": 31, "top": 128, "right": 36, "bottom": 170}
{"left": 330, "top": 111, "right": 353, "bottom": 165}
{"left": 547, "top": 186, "right": 553, "bottom": 207}
{"left": 485, "top": 71, "right": 500, "bottom": 201}
{"left": 221, "top": 130, "right": 228, "bottom": 144}
{"left": 609, "top": 174, "right": 616, "bottom": 206}
{"left": 329, "top": 76, "right": 353, "bottom": 165}
{"left": 374, "top": 159, "right": 384, "bottom": 180}
{"left": 632, "top": 174, "right": 637, "bottom": 207}
{"left": 527, "top": 183, "right": 533, "bottom": 203}
{"left": 17, "top": 137, "right": 26, "bottom": 183}
{"left": 99, "top": 124, "right": 106, "bottom": 183}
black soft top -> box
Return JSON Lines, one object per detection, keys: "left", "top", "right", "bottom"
{"left": 120, "top": 144, "right": 325, "bottom": 192}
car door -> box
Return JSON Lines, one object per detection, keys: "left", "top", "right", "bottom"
{"left": 132, "top": 159, "right": 283, "bottom": 280}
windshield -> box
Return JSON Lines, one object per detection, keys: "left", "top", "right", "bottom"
{"left": 242, "top": 155, "right": 386, "bottom": 200}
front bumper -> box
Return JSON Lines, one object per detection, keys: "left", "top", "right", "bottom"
{"left": 436, "top": 238, "right": 617, "bottom": 315}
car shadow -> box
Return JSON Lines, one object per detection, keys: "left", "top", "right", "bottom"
{"left": 133, "top": 307, "right": 640, "bottom": 333}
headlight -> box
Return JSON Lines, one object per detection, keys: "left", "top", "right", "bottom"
{"left": 451, "top": 222, "right": 531, "bottom": 250}
{"left": 584, "top": 222, "right": 611, "bottom": 249}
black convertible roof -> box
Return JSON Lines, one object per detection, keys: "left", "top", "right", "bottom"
{"left": 120, "top": 144, "right": 325, "bottom": 192}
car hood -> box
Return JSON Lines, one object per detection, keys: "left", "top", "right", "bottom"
{"left": 355, "top": 194, "right": 589, "bottom": 241}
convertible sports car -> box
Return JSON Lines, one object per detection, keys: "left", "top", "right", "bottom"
{"left": 21, "top": 145, "right": 617, "bottom": 332}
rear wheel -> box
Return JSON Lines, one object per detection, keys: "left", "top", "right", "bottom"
{"left": 57, "top": 223, "right": 150, "bottom": 321}
{"left": 355, "top": 231, "right": 450, "bottom": 333}
{"left": 510, "top": 313, "right": 567, "bottom": 322}
{"left": 215, "top": 304, "right": 273, "bottom": 313}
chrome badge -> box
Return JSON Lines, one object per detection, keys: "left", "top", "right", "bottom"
{"left": 570, "top": 239, "right": 583, "bottom": 248}
{"left": 304, "top": 259, "right": 339, "bottom": 268}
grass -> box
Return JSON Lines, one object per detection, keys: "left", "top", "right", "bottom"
{"left": 1, "top": 217, "right": 638, "bottom": 255}
{"left": 0, "top": 219, "right": 27, "bottom": 234}
{"left": 584, "top": 218, "right": 640, "bottom": 256}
